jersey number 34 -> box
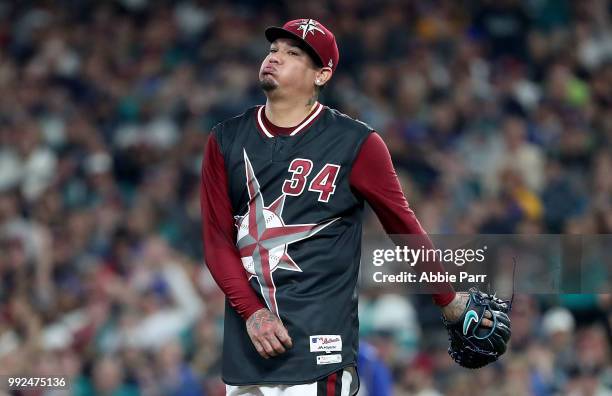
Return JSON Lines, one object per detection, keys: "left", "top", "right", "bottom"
{"left": 282, "top": 159, "right": 340, "bottom": 203}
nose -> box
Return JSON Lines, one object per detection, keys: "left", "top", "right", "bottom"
{"left": 268, "top": 52, "right": 280, "bottom": 64}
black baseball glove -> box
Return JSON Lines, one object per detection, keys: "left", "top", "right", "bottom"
{"left": 443, "top": 288, "right": 512, "bottom": 369}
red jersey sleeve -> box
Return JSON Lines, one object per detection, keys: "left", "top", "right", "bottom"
{"left": 201, "top": 134, "right": 266, "bottom": 320}
{"left": 350, "top": 132, "right": 456, "bottom": 306}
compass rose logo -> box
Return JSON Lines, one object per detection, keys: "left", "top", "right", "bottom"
{"left": 235, "top": 150, "right": 337, "bottom": 316}
{"left": 293, "top": 19, "right": 326, "bottom": 40}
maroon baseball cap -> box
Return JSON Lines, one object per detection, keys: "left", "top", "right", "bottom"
{"left": 265, "top": 19, "right": 339, "bottom": 72}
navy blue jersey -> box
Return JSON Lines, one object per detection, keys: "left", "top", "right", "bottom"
{"left": 212, "top": 105, "right": 373, "bottom": 385}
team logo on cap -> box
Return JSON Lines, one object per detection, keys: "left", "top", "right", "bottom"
{"left": 293, "top": 19, "right": 326, "bottom": 40}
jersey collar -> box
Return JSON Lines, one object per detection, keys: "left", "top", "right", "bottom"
{"left": 256, "top": 102, "right": 324, "bottom": 138}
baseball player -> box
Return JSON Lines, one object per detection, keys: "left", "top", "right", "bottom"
{"left": 201, "top": 18, "right": 507, "bottom": 396}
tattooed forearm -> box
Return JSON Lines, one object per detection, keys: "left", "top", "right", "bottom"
{"left": 245, "top": 308, "right": 293, "bottom": 358}
{"left": 247, "top": 308, "right": 277, "bottom": 331}
{"left": 441, "top": 293, "right": 469, "bottom": 322}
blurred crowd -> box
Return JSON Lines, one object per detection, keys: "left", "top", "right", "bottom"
{"left": 0, "top": 0, "right": 611, "bottom": 395}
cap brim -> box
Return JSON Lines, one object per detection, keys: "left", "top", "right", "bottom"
{"left": 264, "top": 26, "right": 324, "bottom": 68}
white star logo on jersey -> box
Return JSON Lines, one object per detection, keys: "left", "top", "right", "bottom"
{"left": 293, "top": 19, "right": 326, "bottom": 40}
{"left": 235, "top": 150, "right": 338, "bottom": 316}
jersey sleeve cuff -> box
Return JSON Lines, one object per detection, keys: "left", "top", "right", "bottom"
{"left": 241, "top": 302, "right": 267, "bottom": 321}
{"left": 433, "top": 291, "right": 456, "bottom": 307}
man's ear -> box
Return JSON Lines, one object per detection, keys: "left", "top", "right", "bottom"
{"left": 314, "top": 67, "right": 333, "bottom": 86}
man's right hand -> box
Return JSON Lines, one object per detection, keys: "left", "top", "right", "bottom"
{"left": 246, "top": 308, "right": 293, "bottom": 359}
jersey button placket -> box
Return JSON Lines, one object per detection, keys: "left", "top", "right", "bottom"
{"left": 271, "top": 138, "right": 285, "bottom": 162}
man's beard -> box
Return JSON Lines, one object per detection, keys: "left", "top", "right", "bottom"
{"left": 260, "top": 76, "right": 278, "bottom": 91}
